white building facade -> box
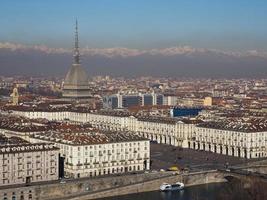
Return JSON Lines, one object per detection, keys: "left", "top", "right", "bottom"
{"left": 189, "top": 123, "right": 267, "bottom": 159}
{"left": 10, "top": 109, "right": 267, "bottom": 159}
{"left": 0, "top": 143, "right": 59, "bottom": 186}
{"left": 30, "top": 133, "right": 150, "bottom": 178}
{"left": 12, "top": 110, "right": 196, "bottom": 148}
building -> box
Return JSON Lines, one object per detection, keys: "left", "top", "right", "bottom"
{"left": 9, "top": 105, "right": 267, "bottom": 159}
{"left": 10, "top": 107, "right": 197, "bottom": 148}
{"left": 0, "top": 134, "right": 59, "bottom": 186}
{"left": 121, "top": 94, "right": 141, "bottom": 108}
{"left": 136, "top": 116, "right": 197, "bottom": 148}
{"left": 62, "top": 20, "right": 91, "bottom": 99}
{"left": 103, "top": 93, "right": 164, "bottom": 109}
{"left": 10, "top": 86, "right": 19, "bottom": 105}
{"left": 103, "top": 95, "right": 118, "bottom": 109}
{"left": 163, "top": 95, "right": 178, "bottom": 106}
{"left": 189, "top": 118, "right": 267, "bottom": 158}
{"left": 30, "top": 130, "right": 150, "bottom": 178}
{"left": 170, "top": 107, "right": 203, "bottom": 117}
{"left": 212, "top": 89, "right": 228, "bottom": 97}
{"left": 177, "top": 97, "right": 204, "bottom": 107}
{"left": 0, "top": 113, "right": 53, "bottom": 141}
{"left": 203, "top": 97, "right": 212, "bottom": 107}
{"left": 0, "top": 112, "right": 150, "bottom": 178}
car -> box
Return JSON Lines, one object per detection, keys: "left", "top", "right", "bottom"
{"left": 183, "top": 167, "right": 190, "bottom": 173}
{"left": 167, "top": 166, "right": 179, "bottom": 171}
{"left": 60, "top": 179, "right": 66, "bottom": 184}
{"left": 172, "top": 171, "right": 180, "bottom": 175}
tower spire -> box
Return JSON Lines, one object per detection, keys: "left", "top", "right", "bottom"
{"left": 74, "top": 19, "right": 80, "bottom": 64}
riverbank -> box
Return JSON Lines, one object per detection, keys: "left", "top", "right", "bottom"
{"left": 63, "top": 170, "right": 226, "bottom": 200}
{"left": 99, "top": 182, "right": 230, "bottom": 200}
{"left": 0, "top": 170, "right": 226, "bottom": 200}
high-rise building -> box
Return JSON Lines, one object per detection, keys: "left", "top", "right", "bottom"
{"left": 62, "top": 20, "right": 91, "bottom": 99}
{"left": 103, "top": 93, "right": 164, "bottom": 109}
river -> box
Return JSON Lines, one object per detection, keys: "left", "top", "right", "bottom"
{"left": 98, "top": 182, "right": 255, "bottom": 200}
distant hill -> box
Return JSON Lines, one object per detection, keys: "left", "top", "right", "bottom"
{"left": 0, "top": 43, "right": 266, "bottom": 78}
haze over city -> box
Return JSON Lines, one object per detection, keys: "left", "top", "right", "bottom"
{"left": 1, "top": 1, "right": 267, "bottom": 200}
{"left": 1, "top": 0, "right": 267, "bottom": 77}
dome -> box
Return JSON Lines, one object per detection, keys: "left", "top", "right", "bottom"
{"left": 63, "top": 64, "right": 89, "bottom": 88}
{"left": 62, "top": 20, "right": 91, "bottom": 99}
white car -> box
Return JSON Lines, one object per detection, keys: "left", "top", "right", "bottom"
{"left": 60, "top": 179, "right": 66, "bottom": 184}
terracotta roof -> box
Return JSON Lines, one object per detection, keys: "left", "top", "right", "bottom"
{"left": 198, "top": 118, "right": 267, "bottom": 133}
{"left": 32, "top": 130, "right": 147, "bottom": 146}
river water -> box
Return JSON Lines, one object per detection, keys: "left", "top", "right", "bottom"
{"left": 98, "top": 182, "right": 250, "bottom": 200}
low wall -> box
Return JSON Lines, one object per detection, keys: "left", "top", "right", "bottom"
{"left": 0, "top": 172, "right": 171, "bottom": 200}
{"left": 69, "top": 170, "right": 226, "bottom": 200}
{"left": 245, "top": 166, "right": 267, "bottom": 174}
{"left": 0, "top": 170, "right": 225, "bottom": 200}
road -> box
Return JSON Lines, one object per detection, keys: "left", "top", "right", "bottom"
{"left": 150, "top": 143, "right": 264, "bottom": 171}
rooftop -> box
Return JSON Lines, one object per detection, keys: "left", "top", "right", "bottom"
{"left": 0, "top": 113, "right": 93, "bottom": 133}
{"left": 0, "top": 133, "right": 58, "bottom": 154}
{"left": 137, "top": 116, "right": 178, "bottom": 124}
{"left": 0, "top": 143, "right": 59, "bottom": 154}
{"left": 136, "top": 116, "right": 203, "bottom": 125}
{"left": 0, "top": 133, "right": 29, "bottom": 145}
{"left": 31, "top": 130, "right": 147, "bottom": 146}
{"left": 198, "top": 118, "right": 267, "bottom": 133}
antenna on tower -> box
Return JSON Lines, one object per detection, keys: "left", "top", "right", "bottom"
{"left": 74, "top": 19, "right": 80, "bottom": 64}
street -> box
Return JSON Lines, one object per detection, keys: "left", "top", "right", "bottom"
{"left": 150, "top": 143, "right": 263, "bottom": 171}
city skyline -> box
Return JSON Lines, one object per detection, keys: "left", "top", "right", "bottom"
{"left": 1, "top": 2, "right": 267, "bottom": 200}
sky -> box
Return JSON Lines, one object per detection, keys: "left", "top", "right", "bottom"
{"left": 1, "top": 0, "right": 267, "bottom": 50}
{"left": 0, "top": 0, "right": 267, "bottom": 77}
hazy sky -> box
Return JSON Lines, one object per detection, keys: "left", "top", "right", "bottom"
{"left": 1, "top": 0, "right": 267, "bottom": 50}
{"left": 1, "top": 1, "right": 267, "bottom": 78}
